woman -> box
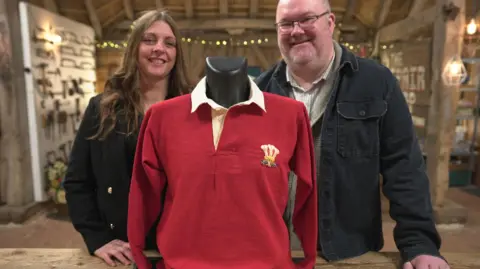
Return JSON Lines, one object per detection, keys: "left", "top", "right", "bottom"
{"left": 63, "top": 10, "right": 194, "bottom": 267}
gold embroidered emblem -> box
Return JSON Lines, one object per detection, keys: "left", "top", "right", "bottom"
{"left": 261, "top": 144, "right": 279, "bottom": 168}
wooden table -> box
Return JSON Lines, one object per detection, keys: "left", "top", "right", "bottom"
{"left": 0, "top": 248, "right": 479, "bottom": 268}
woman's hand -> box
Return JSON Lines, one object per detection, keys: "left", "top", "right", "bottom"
{"left": 94, "top": 239, "right": 134, "bottom": 266}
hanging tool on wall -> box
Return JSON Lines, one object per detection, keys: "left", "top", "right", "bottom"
{"left": 44, "top": 110, "right": 55, "bottom": 139}
{"left": 59, "top": 45, "right": 95, "bottom": 58}
{"left": 47, "top": 68, "right": 61, "bottom": 77}
{"left": 75, "top": 98, "right": 81, "bottom": 122}
{"left": 35, "top": 63, "right": 49, "bottom": 96}
{"left": 71, "top": 78, "right": 84, "bottom": 96}
{"left": 60, "top": 58, "right": 95, "bottom": 70}
{"left": 58, "top": 143, "right": 69, "bottom": 162}
{"left": 36, "top": 47, "right": 56, "bottom": 61}
{"left": 78, "top": 77, "right": 96, "bottom": 93}
{"left": 54, "top": 99, "right": 68, "bottom": 135}
{"left": 69, "top": 113, "right": 76, "bottom": 134}
{"left": 59, "top": 30, "right": 81, "bottom": 45}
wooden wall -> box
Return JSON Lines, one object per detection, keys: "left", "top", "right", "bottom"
{"left": 95, "top": 43, "right": 281, "bottom": 92}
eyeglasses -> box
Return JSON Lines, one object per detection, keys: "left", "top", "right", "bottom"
{"left": 275, "top": 11, "right": 330, "bottom": 32}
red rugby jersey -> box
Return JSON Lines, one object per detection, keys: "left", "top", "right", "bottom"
{"left": 128, "top": 92, "right": 317, "bottom": 269}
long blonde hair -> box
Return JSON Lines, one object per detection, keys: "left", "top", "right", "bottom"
{"left": 91, "top": 10, "right": 194, "bottom": 140}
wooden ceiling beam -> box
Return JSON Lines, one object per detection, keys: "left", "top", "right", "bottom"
{"left": 378, "top": 5, "right": 436, "bottom": 43}
{"left": 370, "top": 0, "right": 393, "bottom": 56}
{"left": 84, "top": 0, "right": 102, "bottom": 38}
{"left": 123, "top": 0, "right": 134, "bottom": 20}
{"left": 156, "top": 0, "right": 164, "bottom": 10}
{"left": 249, "top": 0, "right": 259, "bottom": 18}
{"left": 408, "top": 0, "right": 428, "bottom": 17}
{"left": 102, "top": 10, "right": 126, "bottom": 28}
{"left": 342, "top": 0, "right": 356, "bottom": 23}
{"left": 114, "top": 18, "right": 357, "bottom": 31}
{"left": 219, "top": 0, "right": 228, "bottom": 17}
{"left": 185, "top": 0, "right": 193, "bottom": 18}
{"left": 375, "top": 0, "right": 392, "bottom": 28}
{"left": 59, "top": 8, "right": 86, "bottom": 14}
{"left": 43, "top": 0, "right": 58, "bottom": 13}
{"left": 97, "top": 0, "right": 121, "bottom": 15}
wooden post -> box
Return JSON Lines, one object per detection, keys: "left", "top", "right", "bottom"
{"left": 0, "top": 0, "right": 34, "bottom": 208}
{"left": 425, "top": 0, "right": 466, "bottom": 208}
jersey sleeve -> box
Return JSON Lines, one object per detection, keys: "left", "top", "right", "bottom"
{"left": 127, "top": 107, "right": 167, "bottom": 269}
{"left": 289, "top": 103, "right": 318, "bottom": 269}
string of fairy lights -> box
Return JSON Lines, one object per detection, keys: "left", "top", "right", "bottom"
{"left": 95, "top": 36, "right": 271, "bottom": 49}
{"left": 95, "top": 37, "right": 383, "bottom": 54}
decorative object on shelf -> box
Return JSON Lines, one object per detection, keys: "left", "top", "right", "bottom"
{"left": 442, "top": 56, "right": 468, "bottom": 86}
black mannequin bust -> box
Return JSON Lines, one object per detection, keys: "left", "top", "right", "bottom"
{"left": 205, "top": 56, "right": 250, "bottom": 108}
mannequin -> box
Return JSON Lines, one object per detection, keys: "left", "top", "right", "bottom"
{"left": 205, "top": 56, "right": 250, "bottom": 108}
{"left": 127, "top": 64, "right": 318, "bottom": 269}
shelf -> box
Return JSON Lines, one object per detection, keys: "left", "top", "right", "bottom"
{"left": 460, "top": 86, "right": 479, "bottom": 92}
{"left": 457, "top": 114, "right": 476, "bottom": 120}
{"left": 462, "top": 57, "right": 480, "bottom": 63}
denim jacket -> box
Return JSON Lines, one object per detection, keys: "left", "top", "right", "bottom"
{"left": 254, "top": 44, "right": 442, "bottom": 263}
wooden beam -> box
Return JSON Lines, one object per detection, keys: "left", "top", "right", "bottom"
{"left": 219, "top": 0, "right": 228, "bottom": 17}
{"left": 102, "top": 10, "right": 125, "bottom": 28}
{"left": 123, "top": 0, "right": 134, "bottom": 20}
{"left": 249, "top": 0, "right": 259, "bottom": 17}
{"left": 375, "top": 0, "right": 392, "bottom": 28}
{"left": 155, "top": 0, "right": 163, "bottom": 10}
{"left": 371, "top": 0, "right": 393, "bottom": 56}
{"left": 343, "top": 0, "right": 356, "bottom": 22}
{"left": 42, "top": 0, "right": 58, "bottom": 13}
{"left": 378, "top": 5, "right": 436, "bottom": 43}
{"left": 97, "top": 0, "right": 121, "bottom": 16}
{"left": 409, "top": 0, "right": 428, "bottom": 17}
{"left": 185, "top": 0, "right": 193, "bottom": 18}
{"left": 84, "top": 0, "right": 102, "bottom": 38}
{"left": 114, "top": 18, "right": 358, "bottom": 32}
{"left": 425, "top": 0, "right": 466, "bottom": 208}
{"left": 1, "top": 0, "right": 35, "bottom": 205}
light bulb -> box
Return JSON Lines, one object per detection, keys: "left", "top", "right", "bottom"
{"left": 467, "top": 19, "right": 477, "bottom": 35}
{"left": 449, "top": 62, "right": 461, "bottom": 74}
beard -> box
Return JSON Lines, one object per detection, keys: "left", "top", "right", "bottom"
{"left": 289, "top": 47, "right": 315, "bottom": 64}
{"left": 281, "top": 36, "right": 317, "bottom": 65}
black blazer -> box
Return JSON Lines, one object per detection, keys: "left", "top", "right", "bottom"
{"left": 64, "top": 93, "right": 157, "bottom": 254}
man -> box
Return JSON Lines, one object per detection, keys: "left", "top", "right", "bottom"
{"left": 255, "top": 0, "right": 449, "bottom": 268}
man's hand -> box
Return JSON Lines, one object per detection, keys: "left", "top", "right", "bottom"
{"left": 94, "top": 239, "right": 134, "bottom": 266}
{"left": 403, "top": 255, "right": 449, "bottom": 269}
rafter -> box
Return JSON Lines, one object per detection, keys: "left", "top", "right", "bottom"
{"left": 102, "top": 10, "right": 126, "bottom": 28}
{"left": 219, "top": 0, "right": 228, "bottom": 17}
{"left": 114, "top": 18, "right": 357, "bottom": 32}
{"left": 378, "top": 5, "right": 436, "bottom": 43}
{"left": 156, "top": 0, "right": 164, "bottom": 10}
{"left": 408, "top": 0, "right": 428, "bottom": 17}
{"left": 249, "top": 0, "right": 259, "bottom": 17}
{"left": 375, "top": 0, "right": 392, "bottom": 28}
{"left": 371, "top": 0, "right": 393, "bottom": 56}
{"left": 185, "top": 0, "right": 193, "bottom": 18}
{"left": 43, "top": 0, "right": 58, "bottom": 13}
{"left": 343, "top": 0, "right": 356, "bottom": 22}
{"left": 123, "top": 0, "right": 134, "bottom": 20}
{"left": 97, "top": 0, "right": 121, "bottom": 15}
{"left": 84, "top": 0, "right": 102, "bottom": 38}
